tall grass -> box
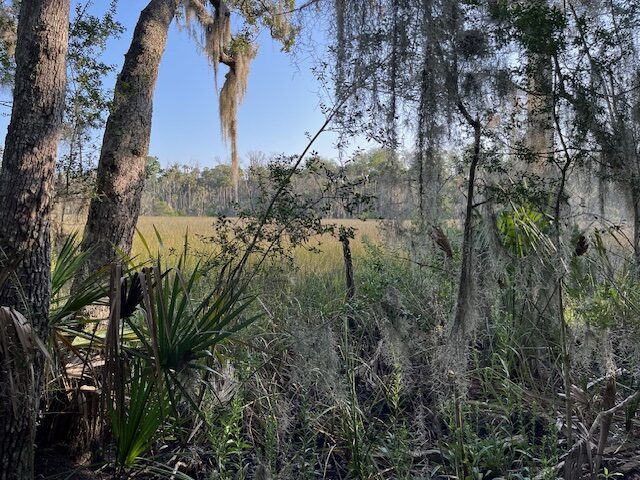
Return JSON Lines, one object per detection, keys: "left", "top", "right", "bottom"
{"left": 133, "top": 216, "right": 382, "bottom": 272}
{"left": 48, "top": 213, "right": 640, "bottom": 479}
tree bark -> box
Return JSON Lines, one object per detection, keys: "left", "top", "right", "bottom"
{"left": 341, "top": 233, "right": 355, "bottom": 302}
{"left": 0, "top": 0, "right": 69, "bottom": 478}
{"left": 80, "top": 0, "right": 178, "bottom": 272}
{"left": 526, "top": 52, "right": 554, "bottom": 172}
{"left": 451, "top": 101, "right": 481, "bottom": 337}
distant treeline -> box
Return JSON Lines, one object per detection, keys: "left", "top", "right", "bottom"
{"left": 137, "top": 149, "right": 416, "bottom": 218}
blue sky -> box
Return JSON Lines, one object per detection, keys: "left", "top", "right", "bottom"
{"left": 1, "top": 0, "right": 363, "bottom": 168}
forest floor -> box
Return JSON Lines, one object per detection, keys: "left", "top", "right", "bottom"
{"left": 35, "top": 449, "right": 106, "bottom": 480}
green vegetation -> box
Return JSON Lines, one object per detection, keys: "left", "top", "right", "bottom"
{"left": 3, "top": 0, "right": 640, "bottom": 479}
{"left": 40, "top": 206, "right": 637, "bottom": 478}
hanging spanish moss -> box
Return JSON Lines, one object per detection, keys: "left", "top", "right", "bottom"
{"left": 330, "top": 0, "right": 456, "bottom": 223}
{"left": 327, "top": 0, "right": 532, "bottom": 362}
{"left": 220, "top": 47, "right": 253, "bottom": 202}
{"left": 180, "top": 0, "right": 232, "bottom": 81}
{"left": 269, "top": 0, "right": 295, "bottom": 45}
{"left": 178, "top": 0, "right": 250, "bottom": 202}
{"left": 178, "top": 0, "right": 293, "bottom": 202}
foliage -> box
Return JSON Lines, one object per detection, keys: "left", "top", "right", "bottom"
{"left": 10, "top": 0, "right": 640, "bottom": 478}
{"left": 199, "top": 153, "right": 373, "bottom": 270}
{"left": 497, "top": 204, "right": 552, "bottom": 258}
{"left": 54, "top": 1, "right": 124, "bottom": 233}
{"left": 97, "top": 246, "right": 259, "bottom": 474}
{"left": 111, "top": 361, "right": 167, "bottom": 468}
{"left": 49, "top": 233, "right": 108, "bottom": 327}
{"left": 140, "top": 149, "right": 407, "bottom": 219}
{"left": 0, "top": 0, "right": 16, "bottom": 88}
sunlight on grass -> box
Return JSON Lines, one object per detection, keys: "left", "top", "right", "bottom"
{"left": 61, "top": 215, "right": 382, "bottom": 272}
{"left": 132, "top": 216, "right": 382, "bottom": 273}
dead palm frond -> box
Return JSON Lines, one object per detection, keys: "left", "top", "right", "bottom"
{"left": 0, "top": 306, "right": 50, "bottom": 416}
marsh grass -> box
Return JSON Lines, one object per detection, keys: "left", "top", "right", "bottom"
{"left": 132, "top": 216, "right": 382, "bottom": 272}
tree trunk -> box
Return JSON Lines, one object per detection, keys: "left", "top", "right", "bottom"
{"left": 0, "top": 0, "right": 69, "bottom": 478}
{"left": 526, "top": 52, "right": 554, "bottom": 172}
{"left": 80, "top": 0, "right": 178, "bottom": 271}
{"left": 451, "top": 101, "right": 481, "bottom": 337}
{"left": 525, "top": 1, "right": 554, "bottom": 177}
{"left": 341, "top": 233, "right": 355, "bottom": 303}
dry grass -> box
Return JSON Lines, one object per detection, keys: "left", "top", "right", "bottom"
{"left": 58, "top": 214, "right": 382, "bottom": 272}
{"left": 133, "top": 216, "right": 382, "bottom": 272}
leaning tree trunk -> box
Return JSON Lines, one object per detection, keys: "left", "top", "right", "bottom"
{"left": 451, "top": 101, "right": 481, "bottom": 337}
{"left": 0, "top": 0, "right": 69, "bottom": 478}
{"left": 80, "top": 0, "right": 178, "bottom": 272}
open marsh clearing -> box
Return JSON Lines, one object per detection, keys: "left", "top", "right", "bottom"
{"left": 132, "top": 216, "right": 384, "bottom": 269}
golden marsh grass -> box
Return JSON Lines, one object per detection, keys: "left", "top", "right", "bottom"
{"left": 60, "top": 215, "right": 382, "bottom": 271}
{"left": 133, "top": 216, "right": 382, "bottom": 272}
